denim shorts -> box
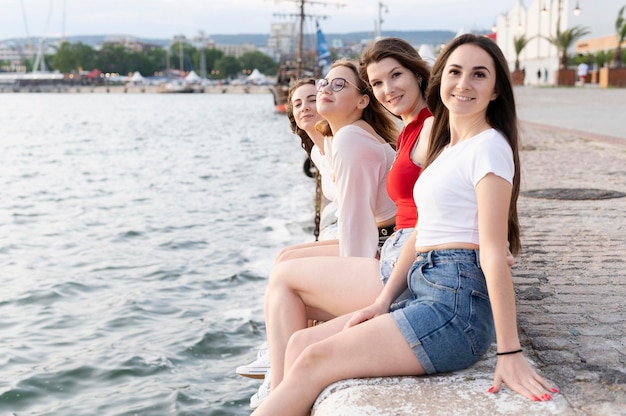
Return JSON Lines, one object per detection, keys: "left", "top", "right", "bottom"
{"left": 379, "top": 227, "right": 414, "bottom": 284}
{"left": 390, "top": 249, "right": 495, "bottom": 375}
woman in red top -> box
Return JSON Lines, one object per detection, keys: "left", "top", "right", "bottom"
{"left": 362, "top": 38, "right": 433, "bottom": 293}
{"left": 248, "top": 39, "right": 432, "bottom": 408}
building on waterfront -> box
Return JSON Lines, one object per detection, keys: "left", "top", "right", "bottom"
{"left": 0, "top": 42, "right": 27, "bottom": 72}
{"left": 494, "top": 0, "right": 625, "bottom": 85}
{"left": 576, "top": 34, "right": 626, "bottom": 55}
{"left": 266, "top": 22, "right": 296, "bottom": 62}
{"left": 213, "top": 42, "right": 258, "bottom": 59}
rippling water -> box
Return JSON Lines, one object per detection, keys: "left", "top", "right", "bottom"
{"left": 0, "top": 93, "right": 316, "bottom": 415}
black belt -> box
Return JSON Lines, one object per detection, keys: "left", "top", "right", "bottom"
{"left": 378, "top": 224, "right": 396, "bottom": 247}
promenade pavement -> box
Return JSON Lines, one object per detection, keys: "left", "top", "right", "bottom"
{"left": 313, "top": 86, "right": 626, "bottom": 416}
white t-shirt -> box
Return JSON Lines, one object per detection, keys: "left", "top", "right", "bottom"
{"left": 325, "top": 125, "right": 397, "bottom": 257}
{"left": 413, "top": 128, "right": 514, "bottom": 249}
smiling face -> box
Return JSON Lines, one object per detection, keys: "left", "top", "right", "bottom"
{"left": 316, "top": 65, "right": 368, "bottom": 123}
{"left": 290, "top": 83, "right": 322, "bottom": 134}
{"left": 440, "top": 44, "right": 497, "bottom": 120}
{"left": 366, "top": 57, "right": 422, "bottom": 123}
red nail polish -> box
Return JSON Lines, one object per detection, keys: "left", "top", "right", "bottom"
{"left": 551, "top": 387, "right": 560, "bottom": 393}
{"left": 487, "top": 386, "right": 495, "bottom": 393}
{"left": 542, "top": 394, "right": 552, "bottom": 401}
{"left": 532, "top": 396, "right": 540, "bottom": 402}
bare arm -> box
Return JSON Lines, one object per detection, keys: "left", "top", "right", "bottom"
{"left": 476, "top": 174, "right": 557, "bottom": 401}
{"left": 345, "top": 228, "right": 417, "bottom": 327}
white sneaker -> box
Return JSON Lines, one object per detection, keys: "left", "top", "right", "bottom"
{"left": 249, "top": 368, "right": 271, "bottom": 409}
{"left": 236, "top": 347, "right": 270, "bottom": 379}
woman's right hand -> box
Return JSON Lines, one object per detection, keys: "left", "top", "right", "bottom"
{"left": 344, "top": 300, "right": 389, "bottom": 329}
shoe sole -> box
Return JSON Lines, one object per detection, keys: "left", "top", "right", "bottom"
{"left": 238, "top": 372, "right": 266, "bottom": 379}
{"left": 236, "top": 368, "right": 268, "bottom": 379}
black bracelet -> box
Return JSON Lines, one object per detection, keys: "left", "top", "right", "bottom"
{"left": 496, "top": 348, "right": 523, "bottom": 356}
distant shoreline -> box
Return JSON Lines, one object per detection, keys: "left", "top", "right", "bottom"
{"left": 0, "top": 84, "right": 273, "bottom": 94}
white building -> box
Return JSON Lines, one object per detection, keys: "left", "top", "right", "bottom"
{"left": 267, "top": 22, "right": 296, "bottom": 61}
{"left": 494, "top": 0, "right": 625, "bottom": 85}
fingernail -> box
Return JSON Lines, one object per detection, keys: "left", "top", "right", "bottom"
{"left": 551, "top": 387, "right": 560, "bottom": 393}
{"left": 487, "top": 386, "right": 495, "bottom": 393}
{"left": 532, "top": 396, "right": 540, "bottom": 402}
{"left": 542, "top": 394, "right": 552, "bottom": 401}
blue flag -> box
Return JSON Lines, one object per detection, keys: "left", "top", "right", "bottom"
{"left": 316, "top": 21, "right": 331, "bottom": 77}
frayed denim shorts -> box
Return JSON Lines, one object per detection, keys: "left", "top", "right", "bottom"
{"left": 379, "top": 227, "right": 414, "bottom": 284}
{"left": 390, "top": 249, "right": 495, "bottom": 375}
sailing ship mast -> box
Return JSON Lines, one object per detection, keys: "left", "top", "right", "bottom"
{"left": 275, "top": 0, "right": 344, "bottom": 78}
{"left": 270, "top": 0, "right": 343, "bottom": 113}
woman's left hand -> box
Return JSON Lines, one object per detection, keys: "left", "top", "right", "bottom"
{"left": 489, "top": 353, "right": 559, "bottom": 401}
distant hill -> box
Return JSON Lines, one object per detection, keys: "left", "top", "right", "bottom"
{"left": 2, "top": 30, "right": 458, "bottom": 49}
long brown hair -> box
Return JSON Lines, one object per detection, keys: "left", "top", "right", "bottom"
{"left": 358, "top": 37, "right": 431, "bottom": 110}
{"left": 316, "top": 59, "right": 398, "bottom": 148}
{"left": 425, "top": 34, "right": 521, "bottom": 255}
{"left": 287, "top": 78, "right": 317, "bottom": 157}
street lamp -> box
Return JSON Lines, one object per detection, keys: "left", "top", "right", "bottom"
{"left": 573, "top": 0, "right": 581, "bottom": 16}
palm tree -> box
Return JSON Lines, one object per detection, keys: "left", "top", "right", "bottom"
{"left": 513, "top": 34, "right": 531, "bottom": 72}
{"left": 547, "top": 24, "right": 590, "bottom": 69}
{"left": 611, "top": 5, "right": 626, "bottom": 68}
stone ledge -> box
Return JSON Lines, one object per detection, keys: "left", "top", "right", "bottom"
{"left": 311, "top": 352, "right": 572, "bottom": 416}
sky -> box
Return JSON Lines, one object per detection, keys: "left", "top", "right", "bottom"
{"left": 0, "top": 0, "right": 617, "bottom": 42}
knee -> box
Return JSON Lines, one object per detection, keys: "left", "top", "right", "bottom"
{"left": 287, "top": 327, "right": 316, "bottom": 359}
{"left": 274, "top": 246, "right": 291, "bottom": 263}
{"left": 289, "top": 338, "right": 329, "bottom": 376}
{"left": 267, "top": 262, "right": 290, "bottom": 290}
{"left": 275, "top": 247, "right": 300, "bottom": 263}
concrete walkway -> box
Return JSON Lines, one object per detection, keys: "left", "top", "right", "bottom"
{"left": 312, "top": 87, "right": 626, "bottom": 416}
{"left": 515, "top": 85, "right": 626, "bottom": 143}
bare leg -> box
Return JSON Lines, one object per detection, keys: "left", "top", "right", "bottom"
{"left": 274, "top": 240, "right": 339, "bottom": 263}
{"left": 264, "top": 256, "right": 382, "bottom": 389}
{"left": 252, "top": 313, "right": 425, "bottom": 416}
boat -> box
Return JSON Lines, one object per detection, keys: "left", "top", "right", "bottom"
{"left": 270, "top": 0, "right": 335, "bottom": 113}
{"left": 157, "top": 79, "right": 195, "bottom": 93}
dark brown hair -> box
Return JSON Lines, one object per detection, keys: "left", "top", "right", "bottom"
{"left": 358, "top": 37, "right": 431, "bottom": 108}
{"left": 286, "top": 78, "right": 317, "bottom": 157}
{"left": 425, "top": 34, "right": 521, "bottom": 255}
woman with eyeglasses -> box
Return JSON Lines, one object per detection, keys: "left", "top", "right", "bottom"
{"left": 251, "top": 34, "right": 559, "bottom": 416}
{"left": 314, "top": 59, "right": 399, "bottom": 258}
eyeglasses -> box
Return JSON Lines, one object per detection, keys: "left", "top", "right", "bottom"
{"left": 315, "top": 77, "right": 361, "bottom": 93}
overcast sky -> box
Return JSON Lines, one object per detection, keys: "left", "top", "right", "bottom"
{"left": 0, "top": 0, "right": 618, "bottom": 42}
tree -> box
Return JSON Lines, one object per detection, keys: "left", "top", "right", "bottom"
{"left": 594, "top": 49, "right": 613, "bottom": 69}
{"left": 238, "top": 51, "right": 278, "bottom": 75}
{"left": 52, "top": 41, "right": 96, "bottom": 72}
{"left": 513, "top": 34, "right": 531, "bottom": 72}
{"left": 96, "top": 43, "right": 130, "bottom": 73}
{"left": 546, "top": 24, "right": 590, "bottom": 69}
{"left": 214, "top": 55, "right": 241, "bottom": 79}
{"left": 205, "top": 48, "right": 224, "bottom": 73}
{"left": 611, "top": 5, "right": 626, "bottom": 68}
{"left": 169, "top": 41, "right": 197, "bottom": 72}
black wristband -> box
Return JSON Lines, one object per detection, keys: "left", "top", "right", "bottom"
{"left": 496, "top": 348, "right": 523, "bottom": 356}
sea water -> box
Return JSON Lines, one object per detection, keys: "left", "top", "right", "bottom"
{"left": 0, "top": 92, "right": 316, "bottom": 415}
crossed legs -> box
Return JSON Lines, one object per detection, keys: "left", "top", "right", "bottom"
{"left": 252, "top": 312, "right": 425, "bottom": 415}
{"left": 264, "top": 255, "right": 383, "bottom": 390}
